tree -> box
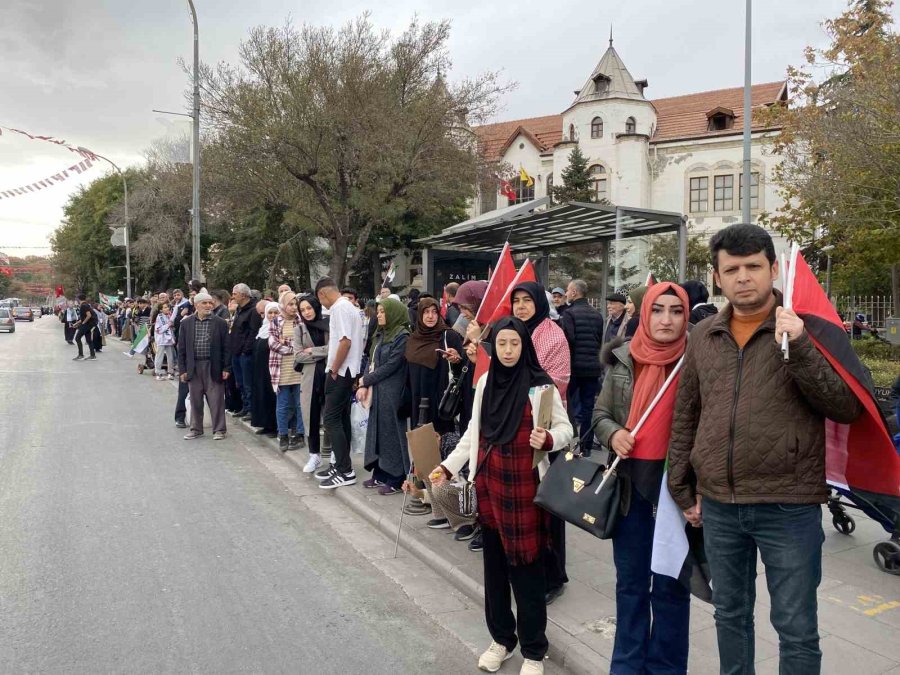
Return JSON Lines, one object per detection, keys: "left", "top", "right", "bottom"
{"left": 199, "top": 15, "right": 510, "bottom": 285}
{"left": 550, "top": 145, "right": 594, "bottom": 204}
{"left": 761, "top": 0, "right": 900, "bottom": 311}
{"left": 646, "top": 229, "right": 711, "bottom": 284}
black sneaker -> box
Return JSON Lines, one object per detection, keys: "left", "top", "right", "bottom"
{"left": 319, "top": 471, "right": 357, "bottom": 490}
{"left": 73, "top": 355, "right": 84, "bottom": 361}
{"left": 454, "top": 524, "right": 478, "bottom": 541}
{"left": 427, "top": 518, "right": 451, "bottom": 530}
{"left": 468, "top": 531, "right": 484, "bottom": 552}
{"left": 175, "top": 421, "right": 187, "bottom": 429}
{"left": 315, "top": 466, "right": 337, "bottom": 481}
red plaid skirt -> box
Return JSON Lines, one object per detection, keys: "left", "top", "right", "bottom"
{"left": 475, "top": 404, "right": 549, "bottom": 566}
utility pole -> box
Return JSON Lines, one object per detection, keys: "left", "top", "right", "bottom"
{"left": 188, "top": 0, "right": 202, "bottom": 281}
{"left": 741, "top": 0, "right": 753, "bottom": 224}
{"left": 95, "top": 155, "right": 131, "bottom": 298}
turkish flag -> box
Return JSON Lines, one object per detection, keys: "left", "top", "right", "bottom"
{"left": 788, "top": 252, "right": 899, "bottom": 523}
{"left": 474, "top": 242, "right": 516, "bottom": 325}
{"left": 55, "top": 285, "right": 64, "bottom": 297}
{"left": 630, "top": 370, "right": 681, "bottom": 460}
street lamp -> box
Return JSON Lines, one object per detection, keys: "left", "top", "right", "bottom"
{"left": 93, "top": 154, "right": 131, "bottom": 298}
{"left": 187, "top": 0, "right": 201, "bottom": 282}
{"left": 821, "top": 244, "right": 835, "bottom": 299}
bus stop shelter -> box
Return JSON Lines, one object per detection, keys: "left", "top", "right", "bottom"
{"left": 417, "top": 198, "right": 688, "bottom": 299}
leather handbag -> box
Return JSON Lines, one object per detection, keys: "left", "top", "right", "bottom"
{"left": 458, "top": 444, "right": 492, "bottom": 518}
{"left": 534, "top": 446, "right": 629, "bottom": 540}
{"left": 437, "top": 335, "right": 468, "bottom": 421}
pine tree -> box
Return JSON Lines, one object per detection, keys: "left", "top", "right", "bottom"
{"left": 551, "top": 145, "right": 594, "bottom": 204}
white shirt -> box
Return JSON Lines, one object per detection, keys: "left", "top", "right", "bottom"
{"left": 326, "top": 296, "right": 364, "bottom": 377}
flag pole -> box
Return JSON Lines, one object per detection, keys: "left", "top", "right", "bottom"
{"left": 781, "top": 243, "right": 799, "bottom": 362}
{"left": 595, "top": 356, "right": 685, "bottom": 494}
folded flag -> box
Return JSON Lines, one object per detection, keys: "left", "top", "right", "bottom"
{"left": 131, "top": 324, "right": 150, "bottom": 354}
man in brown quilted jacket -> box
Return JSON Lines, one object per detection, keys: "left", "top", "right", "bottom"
{"left": 668, "top": 224, "right": 862, "bottom": 675}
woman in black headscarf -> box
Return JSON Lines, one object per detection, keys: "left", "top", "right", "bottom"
{"left": 293, "top": 295, "right": 330, "bottom": 474}
{"left": 432, "top": 317, "right": 574, "bottom": 674}
{"left": 405, "top": 297, "right": 465, "bottom": 433}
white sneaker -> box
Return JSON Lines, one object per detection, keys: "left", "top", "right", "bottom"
{"left": 123, "top": 351, "right": 134, "bottom": 358}
{"left": 303, "top": 454, "right": 322, "bottom": 474}
{"left": 519, "top": 658, "right": 544, "bottom": 675}
{"left": 478, "top": 641, "right": 512, "bottom": 672}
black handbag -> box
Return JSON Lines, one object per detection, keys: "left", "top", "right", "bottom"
{"left": 437, "top": 335, "right": 467, "bottom": 421}
{"left": 534, "top": 442, "right": 630, "bottom": 540}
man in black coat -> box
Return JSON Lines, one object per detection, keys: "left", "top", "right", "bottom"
{"left": 227, "top": 282, "right": 262, "bottom": 419}
{"left": 560, "top": 279, "right": 605, "bottom": 456}
{"left": 178, "top": 293, "right": 230, "bottom": 440}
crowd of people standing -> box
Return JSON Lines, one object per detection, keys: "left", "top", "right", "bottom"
{"left": 71, "top": 223, "right": 870, "bottom": 675}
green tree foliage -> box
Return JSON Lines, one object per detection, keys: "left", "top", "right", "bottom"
{"left": 199, "top": 15, "right": 509, "bottom": 285}
{"left": 761, "top": 0, "right": 900, "bottom": 310}
{"left": 646, "top": 229, "right": 711, "bottom": 283}
{"left": 550, "top": 146, "right": 594, "bottom": 204}
{"left": 51, "top": 174, "right": 126, "bottom": 295}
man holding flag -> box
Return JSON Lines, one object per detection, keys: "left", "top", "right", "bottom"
{"left": 667, "top": 224, "right": 864, "bottom": 674}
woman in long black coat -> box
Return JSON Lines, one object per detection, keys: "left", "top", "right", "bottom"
{"left": 406, "top": 297, "right": 464, "bottom": 434}
{"left": 355, "top": 298, "right": 411, "bottom": 495}
{"left": 250, "top": 301, "right": 278, "bottom": 435}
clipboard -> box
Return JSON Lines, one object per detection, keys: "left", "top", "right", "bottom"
{"left": 537, "top": 386, "right": 554, "bottom": 429}
{"left": 406, "top": 423, "right": 442, "bottom": 483}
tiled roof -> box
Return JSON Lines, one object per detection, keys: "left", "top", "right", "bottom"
{"left": 651, "top": 81, "right": 787, "bottom": 142}
{"left": 474, "top": 81, "right": 787, "bottom": 158}
{"left": 572, "top": 45, "right": 645, "bottom": 105}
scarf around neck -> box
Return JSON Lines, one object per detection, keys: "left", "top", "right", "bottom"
{"left": 371, "top": 298, "right": 410, "bottom": 358}
{"left": 405, "top": 297, "right": 449, "bottom": 369}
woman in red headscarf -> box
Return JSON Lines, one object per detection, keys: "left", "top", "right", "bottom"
{"left": 591, "top": 282, "right": 692, "bottom": 675}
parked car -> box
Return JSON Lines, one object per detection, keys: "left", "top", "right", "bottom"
{"left": 13, "top": 307, "right": 33, "bottom": 322}
{"left": 0, "top": 308, "right": 14, "bottom": 332}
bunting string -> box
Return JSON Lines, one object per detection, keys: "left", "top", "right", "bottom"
{"left": 0, "top": 126, "right": 100, "bottom": 201}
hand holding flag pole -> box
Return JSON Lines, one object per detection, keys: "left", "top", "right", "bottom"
{"left": 594, "top": 356, "right": 685, "bottom": 495}
{"left": 781, "top": 243, "right": 799, "bottom": 362}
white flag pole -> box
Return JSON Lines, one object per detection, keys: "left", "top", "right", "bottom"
{"left": 781, "top": 243, "right": 799, "bottom": 362}
{"left": 594, "top": 356, "right": 686, "bottom": 495}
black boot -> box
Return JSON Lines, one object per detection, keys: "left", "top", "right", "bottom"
{"left": 278, "top": 434, "right": 289, "bottom": 452}
{"left": 287, "top": 433, "right": 299, "bottom": 451}
{"left": 293, "top": 434, "right": 306, "bottom": 449}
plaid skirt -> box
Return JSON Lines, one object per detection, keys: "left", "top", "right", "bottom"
{"left": 475, "top": 404, "right": 549, "bottom": 566}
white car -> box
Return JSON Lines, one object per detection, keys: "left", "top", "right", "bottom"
{"left": 0, "top": 308, "right": 15, "bottom": 332}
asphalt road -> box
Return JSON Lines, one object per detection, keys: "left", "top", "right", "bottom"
{"left": 0, "top": 317, "right": 476, "bottom": 674}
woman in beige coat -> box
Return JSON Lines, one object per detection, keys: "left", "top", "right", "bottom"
{"left": 293, "top": 294, "right": 329, "bottom": 474}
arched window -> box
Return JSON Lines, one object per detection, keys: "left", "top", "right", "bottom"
{"left": 591, "top": 117, "right": 603, "bottom": 139}
{"left": 625, "top": 117, "right": 636, "bottom": 134}
{"left": 589, "top": 164, "right": 608, "bottom": 202}
{"left": 569, "top": 123, "right": 576, "bottom": 141}
{"left": 510, "top": 176, "right": 535, "bottom": 205}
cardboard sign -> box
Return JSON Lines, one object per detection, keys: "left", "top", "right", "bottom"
{"left": 407, "top": 423, "right": 442, "bottom": 483}
{"left": 537, "top": 386, "right": 554, "bottom": 430}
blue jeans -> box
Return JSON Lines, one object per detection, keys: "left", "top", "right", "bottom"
{"left": 568, "top": 376, "right": 600, "bottom": 455}
{"left": 702, "top": 498, "right": 824, "bottom": 675}
{"left": 612, "top": 489, "right": 690, "bottom": 674}
{"left": 232, "top": 353, "right": 253, "bottom": 414}
{"left": 276, "top": 384, "right": 304, "bottom": 436}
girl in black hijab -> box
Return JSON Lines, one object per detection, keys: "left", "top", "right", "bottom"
{"left": 433, "top": 316, "right": 574, "bottom": 673}
{"left": 294, "top": 294, "right": 330, "bottom": 471}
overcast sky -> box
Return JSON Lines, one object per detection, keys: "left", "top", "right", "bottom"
{"left": 0, "top": 0, "right": 890, "bottom": 256}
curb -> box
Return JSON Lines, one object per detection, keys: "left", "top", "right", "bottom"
{"left": 236, "top": 418, "right": 609, "bottom": 675}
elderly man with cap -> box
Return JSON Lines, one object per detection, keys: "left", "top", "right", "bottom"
{"left": 550, "top": 287, "right": 569, "bottom": 318}
{"left": 178, "top": 292, "right": 230, "bottom": 440}
{"left": 603, "top": 291, "right": 628, "bottom": 346}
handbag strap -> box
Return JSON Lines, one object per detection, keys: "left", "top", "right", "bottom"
{"left": 468, "top": 443, "right": 493, "bottom": 483}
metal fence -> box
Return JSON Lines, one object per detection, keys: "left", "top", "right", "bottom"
{"left": 708, "top": 295, "right": 894, "bottom": 328}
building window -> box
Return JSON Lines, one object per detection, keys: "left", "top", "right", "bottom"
{"left": 569, "top": 123, "right": 576, "bottom": 141}
{"left": 689, "top": 176, "right": 708, "bottom": 213}
{"left": 625, "top": 117, "right": 636, "bottom": 134}
{"left": 714, "top": 174, "right": 734, "bottom": 211}
{"left": 591, "top": 117, "right": 603, "bottom": 139}
{"left": 708, "top": 114, "right": 733, "bottom": 131}
{"left": 739, "top": 172, "right": 760, "bottom": 209}
{"left": 589, "top": 164, "right": 608, "bottom": 202}
{"left": 510, "top": 177, "right": 534, "bottom": 205}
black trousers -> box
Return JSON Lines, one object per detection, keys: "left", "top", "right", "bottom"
{"left": 544, "top": 451, "right": 569, "bottom": 592}
{"left": 482, "top": 527, "right": 548, "bottom": 661}
{"left": 323, "top": 372, "right": 354, "bottom": 474}
{"left": 75, "top": 326, "right": 95, "bottom": 357}
{"left": 175, "top": 379, "right": 189, "bottom": 424}
{"left": 307, "top": 385, "right": 323, "bottom": 454}
{"left": 64, "top": 322, "right": 75, "bottom": 342}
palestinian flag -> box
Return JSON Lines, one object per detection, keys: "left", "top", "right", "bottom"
{"left": 788, "top": 251, "right": 899, "bottom": 527}
{"left": 131, "top": 324, "right": 150, "bottom": 354}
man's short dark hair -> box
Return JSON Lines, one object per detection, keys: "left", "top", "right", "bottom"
{"left": 315, "top": 277, "right": 338, "bottom": 294}
{"left": 709, "top": 223, "right": 776, "bottom": 270}
{"left": 408, "top": 288, "right": 420, "bottom": 301}
{"left": 189, "top": 279, "right": 203, "bottom": 293}
{"left": 340, "top": 287, "right": 358, "bottom": 300}
{"left": 211, "top": 289, "right": 230, "bottom": 303}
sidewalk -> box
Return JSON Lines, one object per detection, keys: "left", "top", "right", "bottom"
{"left": 241, "top": 421, "right": 900, "bottom": 674}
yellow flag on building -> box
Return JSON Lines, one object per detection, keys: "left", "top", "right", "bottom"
{"left": 519, "top": 166, "right": 534, "bottom": 187}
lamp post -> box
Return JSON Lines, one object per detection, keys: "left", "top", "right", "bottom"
{"left": 187, "top": 0, "right": 202, "bottom": 281}
{"left": 822, "top": 244, "right": 835, "bottom": 299}
{"left": 94, "top": 154, "right": 131, "bottom": 298}
{"left": 741, "top": 0, "right": 753, "bottom": 224}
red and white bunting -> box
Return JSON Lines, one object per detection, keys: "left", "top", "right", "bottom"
{"left": 0, "top": 125, "right": 100, "bottom": 201}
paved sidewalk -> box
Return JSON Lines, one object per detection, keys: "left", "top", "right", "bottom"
{"left": 245, "top": 422, "right": 899, "bottom": 674}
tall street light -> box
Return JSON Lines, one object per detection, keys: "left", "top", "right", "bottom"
{"left": 741, "top": 0, "right": 753, "bottom": 224}
{"left": 93, "top": 154, "right": 131, "bottom": 298}
{"left": 187, "top": 0, "right": 201, "bottom": 281}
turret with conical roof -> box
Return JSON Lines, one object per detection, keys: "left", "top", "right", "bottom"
{"left": 571, "top": 36, "right": 647, "bottom": 105}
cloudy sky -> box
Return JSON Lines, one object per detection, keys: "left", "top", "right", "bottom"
{"left": 0, "top": 0, "right": 888, "bottom": 256}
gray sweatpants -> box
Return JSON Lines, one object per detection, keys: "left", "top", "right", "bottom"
{"left": 189, "top": 360, "right": 226, "bottom": 434}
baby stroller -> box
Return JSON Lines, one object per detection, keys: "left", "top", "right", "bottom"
{"left": 827, "top": 385, "right": 900, "bottom": 575}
